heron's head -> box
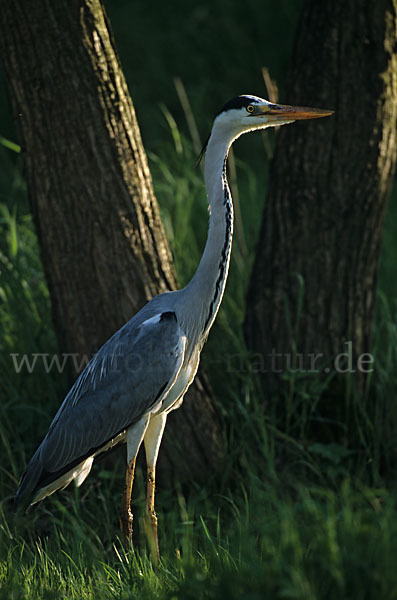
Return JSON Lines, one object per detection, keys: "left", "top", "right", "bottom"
{"left": 198, "top": 95, "right": 333, "bottom": 164}
{"left": 215, "top": 94, "right": 333, "bottom": 135}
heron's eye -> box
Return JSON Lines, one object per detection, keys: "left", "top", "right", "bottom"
{"left": 246, "top": 105, "right": 255, "bottom": 113}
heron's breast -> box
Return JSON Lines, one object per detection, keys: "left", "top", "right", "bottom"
{"left": 160, "top": 352, "right": 201, "bottom": 413}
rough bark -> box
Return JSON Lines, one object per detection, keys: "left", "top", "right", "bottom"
{"left": 245, "top": 0, "right": 397, "bottom": 394}
{"left": 0, "top": 0, "right": 222, "bottom": 479}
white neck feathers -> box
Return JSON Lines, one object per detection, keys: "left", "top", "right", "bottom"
{"left": 181, "top": 120, "right": 236, "bottom": 342}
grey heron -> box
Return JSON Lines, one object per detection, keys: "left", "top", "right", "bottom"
{"left": 15, "top": 95, "right": 332, "bottom": 559}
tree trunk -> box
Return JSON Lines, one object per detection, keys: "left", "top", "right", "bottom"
{"left": 245, "top": 0, "right": 397, "bottom": 397}
{"left": 0, "top": 0, "right": 222, "bottom": 479}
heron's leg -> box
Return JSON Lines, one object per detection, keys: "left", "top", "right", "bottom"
{"left": 120, "top": 416, "right": 149, "bottom": 544}
{"left": 143, "top": 412, "right": 167, "bottom": 562}
{"left": 120, "top": 457, "right": 136, "bottom": 542}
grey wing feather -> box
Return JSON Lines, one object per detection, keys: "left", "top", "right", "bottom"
{"left": 39, "top": 311, "right": 185, "bottom": 473}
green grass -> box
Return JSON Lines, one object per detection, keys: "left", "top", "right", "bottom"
{"left": 1, "top": 92, "right": 397, "bottom": 598}
{"left": 2, "top": 476, "right": 397, "bottom": 598}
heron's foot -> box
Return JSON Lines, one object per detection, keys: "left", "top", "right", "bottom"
{"left": 120, "top": 506, "right": 134, "bottom": 544}
{"left": 146, "top": 509, "right": 160, "bottom": 563}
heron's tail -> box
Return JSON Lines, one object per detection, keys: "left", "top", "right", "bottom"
{"left": 14, "top": 450, "right": 43, "bottom": 513}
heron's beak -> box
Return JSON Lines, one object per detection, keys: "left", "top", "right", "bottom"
{"left": 255, "top": 103, "right": 334, "bottom": 122}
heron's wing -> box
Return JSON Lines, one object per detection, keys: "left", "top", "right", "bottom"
{"left": 39, "top": 310, "right": 185, "bottom": 473}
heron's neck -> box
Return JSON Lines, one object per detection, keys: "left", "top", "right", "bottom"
{"left": 184, "top": 125, "right": 235, "bottom": 341}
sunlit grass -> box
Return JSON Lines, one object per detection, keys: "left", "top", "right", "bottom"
{"left": 2, "top": 479, "right": 397, "bottom": 599}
